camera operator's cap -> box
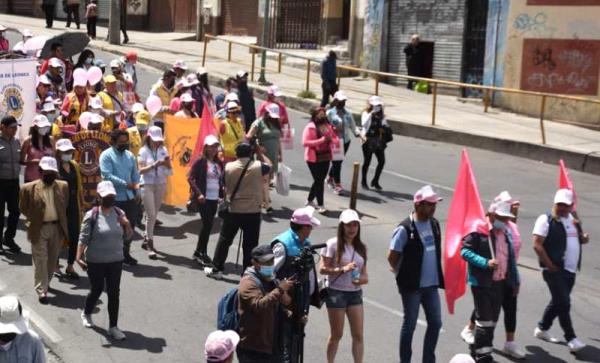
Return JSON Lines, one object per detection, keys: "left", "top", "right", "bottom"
{"left": 224, "top": 92, "right": 239, "bottom": 102}
{"left": 368, "top": 95, "right": 383, "bottom": 106}
{"left": 148, "top": 126, "right": 164, "bottom": 142}
{"left": 493, "top": 200, "right": 515, "bottom": 218}
{"left": 173, "top": 59, "right": 188, "bottom": 70}
{"left": 97, "top": 180, "right": 117, "bottom": 197}
{"left": 413, "top": 185, "right": 442, "bottom": 204}
{"left": 333, "top": 90, "right": 348, "bottom": 101}
{"left": 251, "top": 245, "right": 275, "bottom": 263}
{"left": 104, "top": 75, "right": 117, "bottom": 84}
{"left": 37, "top": 74, "right": 52, "bottom": 86}
{"left": 56, "top": 138, "right": 75, "bottom": 152}
{"left": 49, "top": 57, "right": 64, "bottom": 68}
{"left": 131, "top": 102, "right": 145, "bottom": 114}
{"left": 236, "top": 70, "right": 249, "bottom": 78}
{"left": 226, "top": 101, "right": 240, "bottom": 112}
{"left": 554, "top": 188, "right": 573, "bottom": 205}
{"left": 267, "top": 85, "right": 282, "bottom": 97}
{"left": 339, "top": 209, "right": 361, "bottom": 224}
{"left": 33, "top": 114, "right": 51, "bottom": 128}
{"left": 180, "top": 93, "right": 194, "bottom": 103}
{"left": 204, "top": 134, "right": 220, "bottom": 146}
{"left": 0, "top": 296, "right": 27, "bottom": 335}
{"left": 266, "top": 103, "right": 280, "bottom": 119}
{"left": 291, "top": 206, "right": 321, "bottom": 227}
{"left": 39, "top": 156, "right": 58, "bottom": 172}
{"left": 89, "top": 97, "right": 103, "bottom": 109}
{"left": 205, "top": 330, "right": 239, "bottom": 362}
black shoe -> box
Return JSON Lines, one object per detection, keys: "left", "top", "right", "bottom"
{"left": 2, "top": 238, "right": 21, "bottom": 254}
{"left": 371, "top": 181, "right": 383, "bottom": 191}
{"left": 38, "top": 295, "right": 49, "bottom": 305}
{"left": 123, "top": 254, "right": 138, "bottom": 266}
{"left": 193, "top": 251, "right": 213, "bottom": 267}
{"left": 123, "top": 38, "right": 129, "bottom": 44}
{"left": 0, "top": 245, "right": 5, "bottom": 255}
{"left": 361, "top": 181, "right": 369, "bottom": 190}
{"left": 155, "top": 219, "right": 163, "bottom": 227}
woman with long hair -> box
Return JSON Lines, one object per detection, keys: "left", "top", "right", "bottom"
{"left": 137, "top": 126, "right": 172, "bottom": 259}
{"left": 187, "top": 135, "right": 224, "bottom": 267}
{"left": 74, "top": 49, "right": 95, "bottom": 70}
{"left": 320, "top": 209, "right": 369, "bottom": 363}
{"left": 302, "top": 107, "right": 336, "bottom": 214}
{"left": 360, "top": 96, "right": 389, "bottom": 191}
{"left": 21, "top": 115, "right": 55, "bottom": 183}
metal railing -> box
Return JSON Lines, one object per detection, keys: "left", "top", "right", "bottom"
{"left": 202, "top": 34, "right": 600, "bottom": 145}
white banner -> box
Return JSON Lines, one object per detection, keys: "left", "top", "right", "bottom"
{"left": 0, "top": 59, "right": 37, "bottom": 141}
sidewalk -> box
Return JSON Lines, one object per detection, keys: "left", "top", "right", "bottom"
{"left": 2, "top": 13, "right": 600, "bottom": 174}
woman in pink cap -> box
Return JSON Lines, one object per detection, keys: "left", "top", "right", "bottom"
{"left": 20, "top": 115, "right": 55, "bottom": 183}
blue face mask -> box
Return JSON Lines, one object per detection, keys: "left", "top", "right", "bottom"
{"left": 85, "top": 57, "right": 94, "bottom": 65}
{"left": 258, "top": 265, "right": 275, "bottom": 279}
{"left": 493, "top": 220, "right": 506, "bottom": 230}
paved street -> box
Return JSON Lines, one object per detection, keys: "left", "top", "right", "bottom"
{"left": 2, "top": 37, "right": 600, "bottom": 363}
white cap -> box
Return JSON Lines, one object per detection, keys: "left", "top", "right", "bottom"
{"left": 110, "top": 59, "right": 123, "bottom": 68}
{"left": 180, "top": 93, "right": 194, "bottom": 103}
{"left": 97, "top": 180, "right": 116, "bottom": 197}
{"left": 0, "top": 25, "right": 7, "bottom": 32}
{"left": 33, "top": 114, "right": 51, "bottom": 128}
{"left": 554, "top": 188, "right": 573, "bottom": 205}
{"left": 368, "top": 95, "right": 383, "bottom": 106}
{"left": 196, "top": 66, "right": 208, "bottom": 75}
{"left": 0, "top": 296, "right": 27, "bottom": 335}
{"left": 177, "top": 78, "right": 193, "bottom": 89}
{"left": 489, "top": 191, "right": 520, "bottom": 213}
{"left": 49, "top": 57, "right": 63, "bottom": 68}
{"left": 22, "top": 29, "right": 33, "bottom": 38}
{"left": 89, "top": 113, "right": 104, "bottom": 124}
{"left": 204, "top": 134, "right": 220, "bottom": 146}
{"left": 226, "top": 101, "right": 240, "bottom": 111}
{"left": 147, "top": 126, "right": 164, "bottom": 142}
{"left": 39, "top": 156, "right": 58, "bottom": 172}
{"left": 131, "top": 102, "right": 145, "bottom": 114}
{"left": 89, "top": 97, "right": 103, "bottom": 109}
{"left": 56, "top": 138, "right": 75, "bottom": 152}
{"left": 42, "top": 102, "right": 56, "bottom": 113}
{"left": 267, "top": 85, "right": 282, "bottom": 97}
{"left": 173, "top": 60, "right": 188, "bottom": 70}
{"left": 339, "top": 209, "right": 361, "bottom": 224}
{"left": 413, "top": 185, "right": 443, "bottom": 204}
{"left": 224, "top": 92, "right": 239, "bottom": 102}
{"left": 493, "top": 201, "right": 515, "bottom": 218}
{"left": 186, "top": 73, "right": 200, "bottom": 86}
{"left": 236, "top": 70, "right": 248, "bottom": 78}
{"left": 265, "top": 103, "right": 280, "bottom": 119}
{"left": 37, "top": 74, "right": 52, "bottom": 86}
{"left": 333, "top": 91, "right": 348, "bottom": 101}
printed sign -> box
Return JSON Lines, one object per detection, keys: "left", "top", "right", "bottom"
{"left": 71, "top": 131, "right": 111, "bottom": 208}
{"left": 0, "top": 59, "right": 37, "bottom": 141}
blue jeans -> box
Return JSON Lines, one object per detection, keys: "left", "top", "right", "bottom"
{"left": 399, "top": 287, "right": 442, "bottom": 363}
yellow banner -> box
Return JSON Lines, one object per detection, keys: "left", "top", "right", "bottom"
{"left": 164, "top": 115, "right": 201, "bottom": 206}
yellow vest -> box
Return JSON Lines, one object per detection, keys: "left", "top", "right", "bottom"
{"left": 220, "top": 116, "right": 245, "bottom": 158}
{"left": 127, "top": 127, "right": 143, "bottom": 157}
{"left": 65, "top": 92, "right": 89, "bottom": 125}
{"left": 150, "top": 81, "right": 178, "bottom": 122}
{"left": 98, "top": 91, "right": 124, "bottom": 131}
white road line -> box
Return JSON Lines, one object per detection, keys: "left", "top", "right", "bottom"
{"left": 363, "top": 297, "right": 445, "bottom": 333}
{"left": 378, "top": 168, "right": 455, "bottom": 193}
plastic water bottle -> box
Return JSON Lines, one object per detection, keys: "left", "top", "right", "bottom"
{"left": 351, "top": 268, "right": 360, "bottom": 283}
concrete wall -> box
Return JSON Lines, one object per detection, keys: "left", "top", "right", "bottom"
{"left": 322, "top": 0, "right": 344, "bottom": 44}
{"left": 488, "top": 0, "right": 600, "bottom": 127}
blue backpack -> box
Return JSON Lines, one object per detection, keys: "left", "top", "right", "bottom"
{"left": 217, "top": 275, "right": 263, "bottom": 331}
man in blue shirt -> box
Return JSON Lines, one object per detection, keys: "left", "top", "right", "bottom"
{"left": 387, "top": 185, "right": 444, "bottom": 363}
{"left": 99, "top": 129, "right": 141, "bottom": 265}
{"left": 320, "top": 51, "right": 338, "bottom": 107}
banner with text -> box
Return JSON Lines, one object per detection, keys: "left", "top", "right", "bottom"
{"left": 0, "top": 59, "right": 37, "bottom": 141}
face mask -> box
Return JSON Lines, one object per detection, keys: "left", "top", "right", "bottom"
{"left": 137, "top": 126, "right": 148, "bottom": 134}
{"left": 38, "top": 127, "right": 50, "bottom": 136}
{"left": 61, "top": 154, "right": 73, "bottom": 162}
{"left": 373, "top": 105, "right": 382, "bottom": 113}
{"left": 101, "top": 197, "right": 115, "bottom": 208}
{"left": 85, "top": 57, "right": 94, "bottom": 65}
{"left": 493, "top": 220, "right": 506, "bottom": 230}
{"left": 45, "top": 113, "right": 57, "bottom": 124}
{"left": 116, "top": 143, "right": 129, "bottom": 152}
{"left": 258, "top": 265, "right": 275, "bottom": 279}
{"left": 42, "top": 174, "right": 56, "bottom": 186}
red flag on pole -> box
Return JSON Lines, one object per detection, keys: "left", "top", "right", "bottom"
{"left": 443, "top": 149, "right": 489, "bottom": 314}
{"left": 191, "top": 97, "right": 217, "bottom": 163}
{"left": 558, "top": 159, "right": 577, "bottom": 211}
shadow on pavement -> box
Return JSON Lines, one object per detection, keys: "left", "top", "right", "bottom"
{"left": 524, "top": 345, "right": 569, "bottom": 363}
{"left": 262, "top": 206, "right": 294, "bottom": 223}
{"left": 373, "top": 189, "right": 413, "bottom": 201}
{"left": 47, "top": 286, "right": 89, "bottom": 311}
{"left": 154, "top": 220, "right": 198, "bottom": 240}
{"left": 122, "top": 263, "right": 172, "bottom": 280}
{"left": 493, "top": 348, "right": 536, "bottom": 362}
{"left": 154, "top": 250, "right": 196, "bottom": 269}
{"left": 574, "top": 344, "right": 600, "bottom": 363}
{"left": 1, "top": 251, "right": 32, "bottom": 266}
{"left": 93, "top": 326, "right": 167, "bottom": 353}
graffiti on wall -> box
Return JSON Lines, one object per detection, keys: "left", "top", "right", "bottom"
{"left": 360, "top": 0, "right": 385, "bottom": 70}
{"left": 512, "top": 13, "right": 556, "bottom": 37}
{"left": 521, "top": 39, "right": 600, "bottom": 95}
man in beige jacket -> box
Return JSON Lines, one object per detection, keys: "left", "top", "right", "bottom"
{"left": 19, "top": 157, "right": 69, "bottom": 304}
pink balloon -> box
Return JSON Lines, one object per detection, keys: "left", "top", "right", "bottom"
{"left": 78, "top": 112, "right": 93, "bottom": 130}
{"left": 73, "top": 68, "right": 88, "bottom": 87}
{"left": 87, "top": 66, "right": 103, "bottom": 86}
{"left": 146, "top": 95, "right": 163, "bottom": 117}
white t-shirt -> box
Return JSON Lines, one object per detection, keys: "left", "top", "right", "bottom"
{"left": 138, "top": 145, "right": 171, "bottom": 185}
{"left": 320, "top": 237, "right": 365, "bottom": 292}
{"left": 205, "top": 161, "right": 221, "bottom": 201}
{"left": 533, "top": 213, "right": 580, "bottom": 273}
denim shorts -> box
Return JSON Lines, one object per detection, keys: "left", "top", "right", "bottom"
{"left": 325, "top": 288, "right": 363, "bottom": 309}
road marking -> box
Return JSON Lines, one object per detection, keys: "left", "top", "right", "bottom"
{"left": 378, "top": 168, "right": 455, "bottom": 192}
{"left": 363, "top": 297, "right": 445, "bottom": 333}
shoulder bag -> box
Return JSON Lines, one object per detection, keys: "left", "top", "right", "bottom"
{"left": 218, "top": 158, "right": 253, "bottom": 218}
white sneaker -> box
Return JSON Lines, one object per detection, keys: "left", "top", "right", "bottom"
{"left": 534, "top": 327, "right": 559, "bottom": 343}
{"left": 204, "top": 267, "right": 223, "bottom": 280}
{"left": 460, "top": 326, "right": 475, "bottom": 345}
{"left": 567, "top": 338, "right": 586, "bottom": 353}
{"left": 80, "top": 312, "right": 93, "bottom": 328}
{"left": 108, "top": 326, "right": 126, "bottom": 341}
{"left": 504, "top": 341, "right": 526, "bottom": 359}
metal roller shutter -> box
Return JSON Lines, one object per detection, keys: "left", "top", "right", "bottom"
{"left": 10, "top": 0, "right": 35, "bottom": 15}
{"left": 222, "top": 0, "right": 258, "bottom": 36}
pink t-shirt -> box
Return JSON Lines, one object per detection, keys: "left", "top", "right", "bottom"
{"left": 321, "top": 237, "right": 365, "bottom": 292}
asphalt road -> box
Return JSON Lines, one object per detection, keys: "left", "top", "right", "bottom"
{"left": 1, "top": 39, "right": 600, "bottom": 363}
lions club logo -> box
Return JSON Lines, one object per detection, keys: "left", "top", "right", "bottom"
{"left": 1, "top": 86, "right": 25, "bottom": 121}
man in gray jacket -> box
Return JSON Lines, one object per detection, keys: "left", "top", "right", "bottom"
{"left": 0, "top": 116, "right": 22, "bottom": 255}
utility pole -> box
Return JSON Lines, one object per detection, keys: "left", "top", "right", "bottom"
{"left": 257, "top": 0, "right": 270, "bottom": 84}
{"left": 108, "top": 0, "right": 121, "bottom": 45}
{"left": 195, "top": 0, "right": 204, "bottom": 41}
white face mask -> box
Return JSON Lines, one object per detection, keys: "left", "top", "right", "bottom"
{"left": 61, "top": 154, "right": 73, "bottom": 162}
{"left": 38, "top": 126, "right": 50, "bottom": 136}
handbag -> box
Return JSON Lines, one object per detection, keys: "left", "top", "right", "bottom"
{"left": 218, "top": 158, "right": 253, "bottom": 218}
{"left": 381, "top": 125, "right": 393, "bottom": 144}
{"left": 317, "top": 250, "right": 356, "bottom": 308}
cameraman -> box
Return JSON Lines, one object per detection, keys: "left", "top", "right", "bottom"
{"left": 271, "top": 206, "right": 321, "bottom": 363}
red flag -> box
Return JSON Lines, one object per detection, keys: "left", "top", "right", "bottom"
{"left": 558, "top": 159, "right": 577, "bottom": 211}
{"left": 191, "top": 97, "right": 217, "bottom": 163}
{"left": 443, "top": 149, "right": 489, "bottom": 314}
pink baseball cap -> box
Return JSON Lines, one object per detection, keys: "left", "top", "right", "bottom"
{"left": 267, "top": 85, "right": 282, "bottom": 97}
{"left": 413, "top": 185, "right": 442, "bottom": 204}
{"left": 291, "top": 206, "right": 321, "bottom": 227}
{"left": 205, "top": 330, "right": 239, "bottom": 362}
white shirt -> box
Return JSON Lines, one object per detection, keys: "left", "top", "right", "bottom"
{"left": 360, "top": 111, "right": 388, "bottom": 138}
{"left": 138, "top": 145, "right": 171, "bottom": 185}
{"left": 533, "top": 213, "right": 580, "bottom": 273}
{"left": 205, "top": 161, "right": 221, "bottom": 201}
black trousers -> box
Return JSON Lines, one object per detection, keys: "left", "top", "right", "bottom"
{"left": 321, "top": 81, "right": 338, "bottom": 107}
{"left": 66, "top": 200, "right": 80, "bottom": 265}
{"left": 87, "top": 16, "right": 97, "bottom": 38}
{"left": 66, "top": 4, "right": 80, "bottom": 28}
{"left": 539, "top": 269, "right": 576, "bottom": 341}
{"left": 84, "top": 261, "right": 123, "bottom": 328}
{"left": 471, "top": 281, "right": 505, "bottom": 363}
{"left": 328, "top": 142, "right": 350, "bottom": 184}
{"left": 470, "top": 279, "right": 517, "bottom": 334}
{"left": 115, "top": 199, "right": 139, "bottom": 248}
{"left": 307, "top": 161, "right": 330, "bottom": 206}
{"left": 361, "top": 142, "right": 385, "bottom": 185}
{"left": 237, "top": 347, "right": 276, "bottom": 363}
{"left": 195, "top": 200, "right": 218, "bottom": 255}
{"left": 212, "top": 212, "right": 261, "bottom": 272}
{"left": 0, "top": 179, "right": 20, "bottom": 242}
{"left": 42, "top": 4, "right": 55, "bottom": 28}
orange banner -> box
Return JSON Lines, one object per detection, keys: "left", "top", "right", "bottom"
{"left": 164, "top": 115, "right": 201, "bottom": 206}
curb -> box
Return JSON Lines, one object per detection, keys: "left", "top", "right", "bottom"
{"left": 92, "top": 44, "right": 600, "bottom": 176}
